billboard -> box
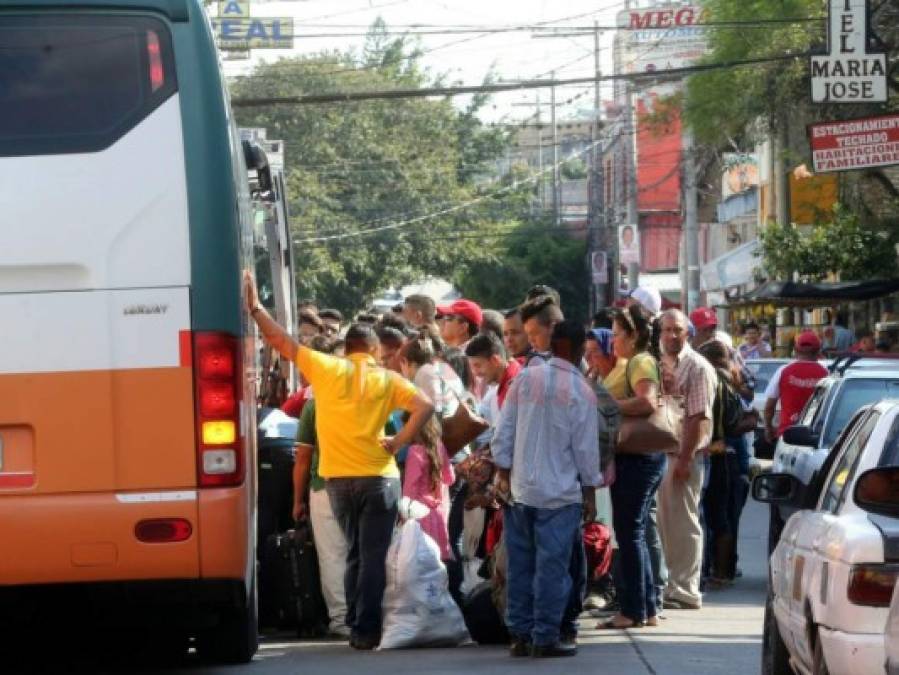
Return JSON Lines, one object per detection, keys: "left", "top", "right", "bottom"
{"left": 809, "top": 113, "right": 899, "bottom": 173}
{"left": 211, "top": 0, "right": 294, "bottom": 51}
{"left": 615, "top": 5, "right": 709, "bottom": 78}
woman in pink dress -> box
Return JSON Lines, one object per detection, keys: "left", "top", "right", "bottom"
{"left": 402, "top": 415, "right": 455, "bottom": 562}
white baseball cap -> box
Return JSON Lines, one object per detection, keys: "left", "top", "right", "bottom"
{"left": 629, "top": 285, "right": 662, "bottom": 316}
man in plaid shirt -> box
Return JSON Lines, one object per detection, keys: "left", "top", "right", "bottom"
{"left": 656, "top": 309, "right": 717, "bottom": 610}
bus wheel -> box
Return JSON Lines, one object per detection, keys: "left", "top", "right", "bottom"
{"left": 198, "top": 581, "right": 259, "bottom": 664}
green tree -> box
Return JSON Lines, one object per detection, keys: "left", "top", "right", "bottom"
{"left": 757, "top": 204, "right": 897, "bottom": 281}
{"left": 454, "top": 218, "right": 590, "bottom": 321}
{"left": 231, "top": 24, "right": 518, "bottom": 316}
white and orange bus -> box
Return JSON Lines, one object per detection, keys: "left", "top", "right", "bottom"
{"left": 1, "top": 0, "right": 260, "bottom": 662}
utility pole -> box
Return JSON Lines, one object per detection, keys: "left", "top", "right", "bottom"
{"left": 537, "top": 91, "right": 544, "bottom": 210}
{"left": 588, "top": 21, "right": 607, "bottom": 312}
{"left": 683, "top": 126, "right": 700, "bottom": 313}
{"left": 551, "top": 71, "right": 560, "bottom": 226}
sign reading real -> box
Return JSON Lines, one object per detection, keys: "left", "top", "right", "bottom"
{"left": 810, "top": 0, "right": 887, "bottom": 102}
{"left": 212, "top": 0, "right": 294, "bottom": 50}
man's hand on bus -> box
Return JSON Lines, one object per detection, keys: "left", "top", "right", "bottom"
{"left": 244, "top": 270, "right": 260, "bottom": 312}
{"left": 292, "top": 499, "right": 308, "bottom": 523}
{"left": 244, "top": 270, "right": 298, "bottom": 362}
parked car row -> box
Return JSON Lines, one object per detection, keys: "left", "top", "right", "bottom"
{"left": 753, "top": 353, "right": 899, "bottom": 675}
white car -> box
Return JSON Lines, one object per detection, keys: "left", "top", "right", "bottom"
{"left": 755, "top": 400, "right": 899, "bottom": 675}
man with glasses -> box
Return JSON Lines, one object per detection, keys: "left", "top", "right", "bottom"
{"left": 436, "top": 299, "right": 482, "bottom": 350}
{"left": 318, "top": 309, "right": 343, "bottom": 338}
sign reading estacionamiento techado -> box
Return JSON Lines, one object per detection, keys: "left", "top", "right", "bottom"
{"left": 809, "top": 114, "right": 899, "bottom": 173}
{"left": 810, "top": 0, "right": 887, "bottom": 103}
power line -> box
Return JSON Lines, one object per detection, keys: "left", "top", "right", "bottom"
{"left": 245, "top": 17, "right": 823, "bottom": 38}
{"left": 292, "top": 136, "right": 603, "bottom": 243}
{"left": 232, "top": 52, "right": 808, "bottom": 107}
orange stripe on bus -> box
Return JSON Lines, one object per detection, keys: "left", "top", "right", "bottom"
{"left": 179, "top": 329, "right": 193, "bottom": 368}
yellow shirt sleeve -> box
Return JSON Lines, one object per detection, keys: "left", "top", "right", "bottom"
{"left": 628, "top": 352, "right": 660, "bottom": 392}
{"left": 295, "top": 346, "right": 340, "bottom": 388}
{"left": 389, "top": 372, "right": 420, "bottom": 412}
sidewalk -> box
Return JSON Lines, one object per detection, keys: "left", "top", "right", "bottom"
{"left": 210, "top": 499, "right": 768, "bottom": 675}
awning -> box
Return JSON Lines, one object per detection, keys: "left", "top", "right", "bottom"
{"left": 733, "top": 279, "right": 899, "bottom": 306}
{"left": 701, "top": 239, "right": 761, "bottom": 291}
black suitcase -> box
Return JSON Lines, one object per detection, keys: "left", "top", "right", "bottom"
{"left": 257, "top": 438, "right": 296, "bottom": 550}
{"left": 260, "top": 523, "right": 329, "bottom": 637}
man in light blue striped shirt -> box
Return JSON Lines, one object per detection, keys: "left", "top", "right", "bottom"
{"left": 493, "top": 320, "right": 601, "bottom": 658}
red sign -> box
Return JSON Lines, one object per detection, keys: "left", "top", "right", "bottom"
{"left": 809, "top": 113, "right": 899, "bottom": 173}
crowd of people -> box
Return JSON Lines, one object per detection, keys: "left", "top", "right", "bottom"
{"left": 245, "top": 273, "right": 829, "bottom": 658}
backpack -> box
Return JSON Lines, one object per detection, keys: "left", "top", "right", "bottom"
{"left": 592, "top": 379, "right": 620, "bottom": 479}
{"left": 716, "top": 369, "right": 745, "bottom": 439}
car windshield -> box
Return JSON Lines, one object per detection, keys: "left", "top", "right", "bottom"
{"left": 823, "top": 378, "right": 899, "bottom": 447}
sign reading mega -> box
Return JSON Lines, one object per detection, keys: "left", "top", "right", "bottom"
{"left": 809, "top": 113, "right": 899, "bottom": 173}
{"left": 810, "top": 0, "right": 887, "bottom": 102}
{"left": 615, "top": 5, "right": 708, "bottom": 75}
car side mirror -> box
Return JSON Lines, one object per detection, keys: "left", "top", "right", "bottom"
{"left": 782, "top": 424, "right": 819, "bottom": 448}
{"left": 752, "top": 472, "right": 799, "bottom": 504}
{"left": 853, "top": 467, "right": 899, "bottom": 518}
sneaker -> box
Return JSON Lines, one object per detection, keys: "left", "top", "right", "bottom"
{"left": 532, "top": 642, "right": 578, "bottom": 658}
{"left": 662, "top": 597, "right": 702, "bottom": 610}
{"left": 509, "top": 636, "right": 531, "bottom": 657}
{"left": 349, "top": 634, "right": 379, "bottom": 650}
{"left": 583, "top": 592, "right": 608, "bottom": 611}
{"left": 560, "top": 633, "right": 577, "bottom": 648}
{"left": 330, "top": 624, "right": 353, "bottom": 639}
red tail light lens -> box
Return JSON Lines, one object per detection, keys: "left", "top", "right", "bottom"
{"left": 199, "top": 381, "right": 236, "bottom": 418}
{"left": 147, "top": 30, "right": 164, "bottom": 92}
{"left": 135, "top": 518, "right": 192, "bottom": 543}
{"left": 847, "top": 563, "right": 899, "bottom": 606}
{"left": 193, "top": 332, "right": 244, "bottom": 488}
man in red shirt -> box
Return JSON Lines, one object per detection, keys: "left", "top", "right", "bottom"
{"left": 763, "top": 331, "right": 828, "bottom": 442}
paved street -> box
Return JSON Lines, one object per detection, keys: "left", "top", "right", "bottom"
{"left": 182, "top": 498, "right": 768, "bottom": 675}
{"left": 7, "top": 499, "right": 767, "bottom": 674}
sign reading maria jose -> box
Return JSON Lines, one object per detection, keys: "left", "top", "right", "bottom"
{"left": 809, "top": 113, "right": 899, "bottom": 173}
{"left": 810, "top": 0, "right": 887, "bottom": 103}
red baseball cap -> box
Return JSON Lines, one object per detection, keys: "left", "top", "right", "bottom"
{"left": 689, "top": 307, "right": 717, "bottom": 330}
{"left": 436, "top": 299, "right": 483, "bottom": 327}
{"left": 795, "top": 330, "right": 822, "bottom": 351}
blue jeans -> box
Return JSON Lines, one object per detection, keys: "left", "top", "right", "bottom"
{"left": 646, "top": 496, "right": 668, "bottom": 607}
{"left": 610, "top": 453, "right": 667, "bottom": 623}
{"left": 562, "top": 530, "right": 586, "bottom": 637}
{"left": 504, "top": 502, "right": 582, "bottom": 647}
{"left": 326, "top": 476, "right": 400, "bottom": 638}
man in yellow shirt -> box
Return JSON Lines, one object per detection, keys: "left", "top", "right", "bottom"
{"left": 245, "top": 274, "right": 434, "bottom": 649}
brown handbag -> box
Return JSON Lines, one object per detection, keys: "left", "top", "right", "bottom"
{"left": 616, "top": 357, "right": 684, "bottom": 455}
{"left": 440, "top": 392, "right": 490, "bottom": 455}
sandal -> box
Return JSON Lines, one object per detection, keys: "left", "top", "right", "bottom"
{"left": 596, "top": 615, "right": 643, "bottom": 630}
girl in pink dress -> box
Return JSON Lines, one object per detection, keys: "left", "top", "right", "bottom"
{"left": 402, "top": 415, "right": 455, "bottom": 561}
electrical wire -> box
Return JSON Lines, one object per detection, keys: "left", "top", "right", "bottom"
{"left": 232, "top": 52, "right": 809, "bottom": 107}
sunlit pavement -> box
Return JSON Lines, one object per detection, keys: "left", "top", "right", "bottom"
{"left": 5, "top": 499, "right": 765, "bottom": 674}
{"left": 179, "top": 499, "right": 767, "bottom": 675}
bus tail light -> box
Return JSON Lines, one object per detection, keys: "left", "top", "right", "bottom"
{"left": 847, "top": 563, "right": 899, "bottom": 606}
{"left": 147, "top": 30, "right": 164, "bottom": 92}
{"left": 193, "top": 332, "right": 244, "bottom": 488}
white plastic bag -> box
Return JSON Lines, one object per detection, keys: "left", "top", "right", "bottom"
{"left": 378, "top": 519, "right": 471, "bottom": 649}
